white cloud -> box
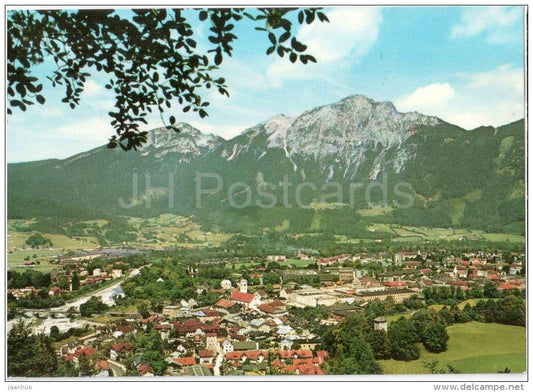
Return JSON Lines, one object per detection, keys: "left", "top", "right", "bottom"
{"left": 89, "top": 99, "right": 116, "bottom": 111}
{"left": 83, "top": 79, "right": 104, "bottom": 96}
{"left": 451, "top": 7, "right": 523, "bottom": 44}
{"left": 218, "top": 57, "right": 269, "bottom": 92}
{"left": 465, "top": 64, "right": 523, "bottom": 94}
{"left": 394, "top": 64, "right": 524, "bottom": 129}
{"left": 38, "top": 107, "right": 64, "bottom": 117}
{"left": 298, "top": 7, "right": 382, "bottom": 63}
{"left": 54, "top": 116, "right": 115, "bottom": 143}
{"left": 8, "top": 116, "right": 116, "bottom": 162}
{"left": 396, "top": 83, "right": 455, "bottom": 112}
{"left": 267, "top": 7, "right": 382, "bottom": 86}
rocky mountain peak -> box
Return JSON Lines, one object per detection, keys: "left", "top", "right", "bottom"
{"left": 140, "top": 122, "right": 225, "bottom": 160}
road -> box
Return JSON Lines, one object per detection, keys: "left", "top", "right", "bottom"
{"left": 8, "top": 266, "right": 147, "bottom": 334}
{"left": 213, "top": 347, "right": 224, "bottom": 376}
{"left": 107, "top": 359, "right": 127, "bottom": 377}
{"left": 50, "top": 267, "right": 143, "bottom": 312}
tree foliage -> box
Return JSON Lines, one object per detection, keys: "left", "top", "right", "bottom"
{"left": 387, "top": 318, "right": 420, "bottom": 361}
{"left": 79, "top": 296, "right": 109, "bottom": 317}
{"left": 7, "top": 8, "right": 328, "bottom": 150}
{"left": 421, "top": 321, "right": 449, "bottom": 353}
{"left": 321, "top": 315, "right": 382, "bottom": 374}
{"left": 8, "top": 321, "right": 58, "bottom": 376}
{"left": 25, "top": 232, "right": 53, "bottom": 248}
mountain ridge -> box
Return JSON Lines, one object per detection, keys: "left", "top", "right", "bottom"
{"left": 7, "top": 94, "right": 525, "bottom": 236}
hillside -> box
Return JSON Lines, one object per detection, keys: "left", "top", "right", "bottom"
{"left": 8, "top": 95, "right": 525, "bottom": 236}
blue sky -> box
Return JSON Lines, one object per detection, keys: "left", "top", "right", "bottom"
{"left": 7, "top": 6, "right": 526, "bottom": 163}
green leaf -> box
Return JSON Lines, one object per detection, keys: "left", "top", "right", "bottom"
{"left": 214, "top": 51, "right": 222, "bottom": 65}
{"left": 279, "top": 31, "right": 290, "bottom": 43}
{"left": 318, "top": 12, "right": 329, "bottom": 23}
{"left": 290, "top": 52, "right": 297, "bottom": 63}
{"left": 291, "top": 38, "right": 307, "bottom": 52}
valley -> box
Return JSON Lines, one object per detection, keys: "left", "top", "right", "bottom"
{"left": 7, "top": 94, "right": 526, "bottom": 379}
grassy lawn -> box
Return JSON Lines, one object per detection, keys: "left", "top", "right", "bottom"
{"left": 90, "top": 315, "right": 125, "bottom": 324}
{"left": 8, "top": 231, "right": 98, "bottom": 250}
{"left": 357, "top": 207, "right": 394, "bottom": 216}
{"left": 364, "top": 223, "right": 524, "bottom": 245}
{"left": 224, "top": 261, "right": 261, "bottom": 270}
{"left": 7, "top": 231, "right": 99, "bottom": 272}
{"left": 379, "top": 322, "right": 526, "bottom": 374}
{"left": 481, "top": 233, "right": 525, "bottom": 244}
{"left": 285, "top": 259, "right": 316, "bottom": 268}
{"left": 127, "top": 214, "right": 231, "bottom": 247}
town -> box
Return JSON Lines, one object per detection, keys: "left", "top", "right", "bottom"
{"left": 7, "top": 244, "right": 526, "bottom": 377}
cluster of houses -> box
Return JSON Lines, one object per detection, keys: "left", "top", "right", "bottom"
{"left": 15, "top": 248, "right": 526, "bottom": 377}
{"left": 9, "top": 258, "right": 130, "bottom": 302}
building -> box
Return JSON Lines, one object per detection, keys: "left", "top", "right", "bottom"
{"left": 267, "top": 255, "right": 286, "bottom": 262}
{"left": 220, "top": 279, "right": 233, "bottom": 289}
{"left": 374, "top": 317, "right": 388, "bottom": 332}
{"left": 356, "top": 288, "right": 416, "bottom": 303}
{"left": 394, "top": 251, "right": 427, "bottom": 264}
{"left": 231, "top": 291, "right": 261, "bottom": 307}
{"left": 323, "top": 267, "right": 354, "bottom": 282}
{"left": 205, "top": 333, "right": 219, "bottom": 352}
{"left": 223, "top": 340, "right": 233, "bottom": 353}
{"left": 290, "top": 288, "right": 355, "bottom": 308}
{"left": 239, "top": 278, "right": 248, "bottom": 293}
{"left": 162, "top": 305, "right": 181, "bottom": 318}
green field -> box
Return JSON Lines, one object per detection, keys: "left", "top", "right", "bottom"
{"left": 7, "top": 231, "right": 100, "bottom": 272}
{"left": 285, "top": 259, "right": 316, "bottom": 268}
{"left": 366, "top": 223, "right": 524, "bottom": 244}
{"left": 357, "top": 207, "right": 394, "bottom": 216}
{"left": 127, "top": 214, "right": 231, "bottom": 247}
{"left": 7, "top": 214, "right": 232, "bottom": 266}
{"left": 379, "top": 322, "right": 526, "bottom": 374}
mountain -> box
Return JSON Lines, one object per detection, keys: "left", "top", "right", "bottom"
{"left": 139, "top": 123, "right": 225, "bottom": 161}
{"left": 7, "top": 94, "right": 525, "bottom": 236}
{"left": 218, "top": 95, "right": 440, "bottom": 180}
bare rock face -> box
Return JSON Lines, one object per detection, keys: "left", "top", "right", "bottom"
{"left": 218, "top": 95, "right": 441, "bottom": 180}
{"left": 140, "top": 122, "right": 225, "bottom": 162}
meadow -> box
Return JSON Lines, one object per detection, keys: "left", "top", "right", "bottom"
{"left": 379, "top": 322, "right": 526, "bottom": 374}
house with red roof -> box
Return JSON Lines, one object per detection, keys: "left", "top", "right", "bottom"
{"left": 173, "top": 356, "right": 197, "bottom": 367}
{"left": 214, "top": 298, "right": 237, "bottom": 310}
{"left": 69, "top": 346, "right": 98, "bottom": 364}
{"left": 198, "top": 350, "right": 215, "bottom": 364}
{"left": 94, "top": 360, "right": 109, "bottom": 376}
{"left": 110, "top": 342, "right": 132, "bottom": 361}
{"left": 137, "top": 363, "right": 155, "bottom": 377}
{"left": 173, "top": 319, "right": 221, "bottom": 337}
{"left": 231, "top": 290, "right": 261, "bottom": 307}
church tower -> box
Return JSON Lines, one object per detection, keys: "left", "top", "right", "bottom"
{"left": 239, "top": 278, "right": 248, "bottom": 293}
